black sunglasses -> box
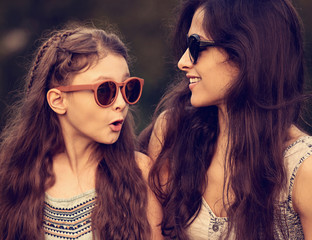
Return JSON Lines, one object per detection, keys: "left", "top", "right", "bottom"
{"left": 56, "top": 77, "right": 144, "bottom": 108}
{"left": 187, "top": 34, "right": 216, "bottom": 64}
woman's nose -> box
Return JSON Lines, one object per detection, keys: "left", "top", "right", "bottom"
{"left": 177, "top": 48, "right": 193, "bottom": 71}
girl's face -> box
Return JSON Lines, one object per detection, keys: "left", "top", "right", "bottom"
{"left": 177, "top": 7, "right": 239, "bottom": 110}
{"left": 62, "top": 54, "right": 130, "bottom": 145}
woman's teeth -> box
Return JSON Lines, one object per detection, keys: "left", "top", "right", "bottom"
{"left": 189, "top": 77, "right": 201, "bottom": 84}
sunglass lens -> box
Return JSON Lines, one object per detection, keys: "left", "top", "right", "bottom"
{"left": 125, "top": 79, "right": 141, "bottom": 103}
{"left": 97, "top": 81, "right": 117, "bottom": 106}
{"left": 188, "top": 35, "right": 198, "bottom": 63}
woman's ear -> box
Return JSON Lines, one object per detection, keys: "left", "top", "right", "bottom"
{"left": 47, "top": 89, "right": 67, "bottom": 115}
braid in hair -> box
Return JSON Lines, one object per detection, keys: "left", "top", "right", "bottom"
{"left": 26, "top": 30, "right": 75, "bottom": 93}
{"left": 0, "top": 28, "right": 83, "bottom": 239}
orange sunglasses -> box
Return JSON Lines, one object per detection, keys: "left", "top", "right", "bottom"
{"left": 56, "top": 77, "right": 144, "bottom": 108}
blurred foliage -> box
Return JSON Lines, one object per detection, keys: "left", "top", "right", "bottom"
{"left": 0, "top": 0, "right": 311, "bottom": 134}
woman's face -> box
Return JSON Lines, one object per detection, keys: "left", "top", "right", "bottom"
{"left": 62, "top": 54, "right": 130, "bottom": 145}
{"left": 178, "top": 7, "right": 239, "bottom": 109}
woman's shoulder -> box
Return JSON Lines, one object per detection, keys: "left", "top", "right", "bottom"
{"left": 287, "top": 134, "right": 312, "bottom": 193}
{"left": 134, "top": 152, "right": 164, "bottom": 239}
{"left": 154, "top": 111, "right": 169, "bottom": 133}
{"left": 291, "top": 148, "right": 312, "bottom": 237}
{"left": 135, "top": 151, "right": 153, "bottom": 181}
{"left": 284, "top": 126, "right": 312, "bottom": 155}
{"left": 284, "top": 126, "right": 312, "bottom": 184}
{"left": 146, "top": 111, "right": 170, "bottom": 161}
{"left": 150, "top": 106, "right": 197, "bottom": 140}
{"left": 289, "top": 128, "right": 312, "bottom": 190}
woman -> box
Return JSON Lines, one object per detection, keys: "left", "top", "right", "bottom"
{"left": 140, "top": 0, "right": 312, "bottom": 239}
{"left": 0, "top": 25, "right": 162, "bottom": 239}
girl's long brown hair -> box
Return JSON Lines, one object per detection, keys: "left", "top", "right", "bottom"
{"left": 0, "top": 25, "right": 150, "bottom": 239}
{"left": 140, "top": 0, "right": 306, "bottom": 239}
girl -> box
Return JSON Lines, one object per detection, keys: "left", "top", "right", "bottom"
{"left": 0, "top": 25, "right": 162, "bottom": 239}
{"left": 140, "top": 0, "right": 312, "bottom": 239}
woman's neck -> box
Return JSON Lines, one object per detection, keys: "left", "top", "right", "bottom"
{"left": 214, "top": 105, "right": 230, "bottom": 166}
{"left": 217, "top": 105, "right": 229, "bottom": 139}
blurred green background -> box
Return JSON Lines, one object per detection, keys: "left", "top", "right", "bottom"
{"left": 0, "top": 0, "right": 311, "bottom": 134}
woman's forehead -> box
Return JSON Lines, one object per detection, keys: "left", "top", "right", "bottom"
{"left": 188, "top": 7, "right": 210, "bottom": 39}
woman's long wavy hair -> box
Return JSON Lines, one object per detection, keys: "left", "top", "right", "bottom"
{"left": 0, "top": 25, "right": 150, "bottom": 239}
{"left": 140, "top": 0, "right": 305, "bottom": 239}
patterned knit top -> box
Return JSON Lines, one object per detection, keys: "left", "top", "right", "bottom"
{"left": 187, "top": 135, "right": 312, "bottom": 240}
{"left": 43, "top": 189, "right": 96, "bottom": 240}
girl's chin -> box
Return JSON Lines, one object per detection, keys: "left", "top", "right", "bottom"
{"left": 97, "top": 133, "right": 121, "bottom": 145}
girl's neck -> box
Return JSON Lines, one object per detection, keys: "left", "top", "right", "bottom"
{"left": 63, "top": 140, "right": 97, "bottom": 173}
{"left": 60, "top": 126, "right": 99, "bottom": 173}
{"left": 48, "top": 144, "right": 98, "bottom": 199}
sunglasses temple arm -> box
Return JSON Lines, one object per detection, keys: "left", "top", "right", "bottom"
{"left": 199, "top": 42, "right": 216, "bottom": 48}
{"left": 56, "top": 84, "right": 96, "bottom": 92}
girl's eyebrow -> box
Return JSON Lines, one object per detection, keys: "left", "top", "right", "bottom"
{"left": 93, "top": 73, "right": 131, "bottom": 83}
{"left": 123, "top": 73, "right": 131, "bottom": 81}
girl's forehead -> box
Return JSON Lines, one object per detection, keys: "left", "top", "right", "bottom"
{"left": 71, "top": 54, "right": 129, "bottom": 85}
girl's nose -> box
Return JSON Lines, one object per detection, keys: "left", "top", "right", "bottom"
{"left": 112, "top": 88, "right": 127, "bottom": 111}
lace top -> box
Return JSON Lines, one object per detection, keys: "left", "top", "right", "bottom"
{"left": 187, "top": 136, "right": 312, "bottom": 240}
{"left": 43, "top": 189, "right": 96, "bottom": 240}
